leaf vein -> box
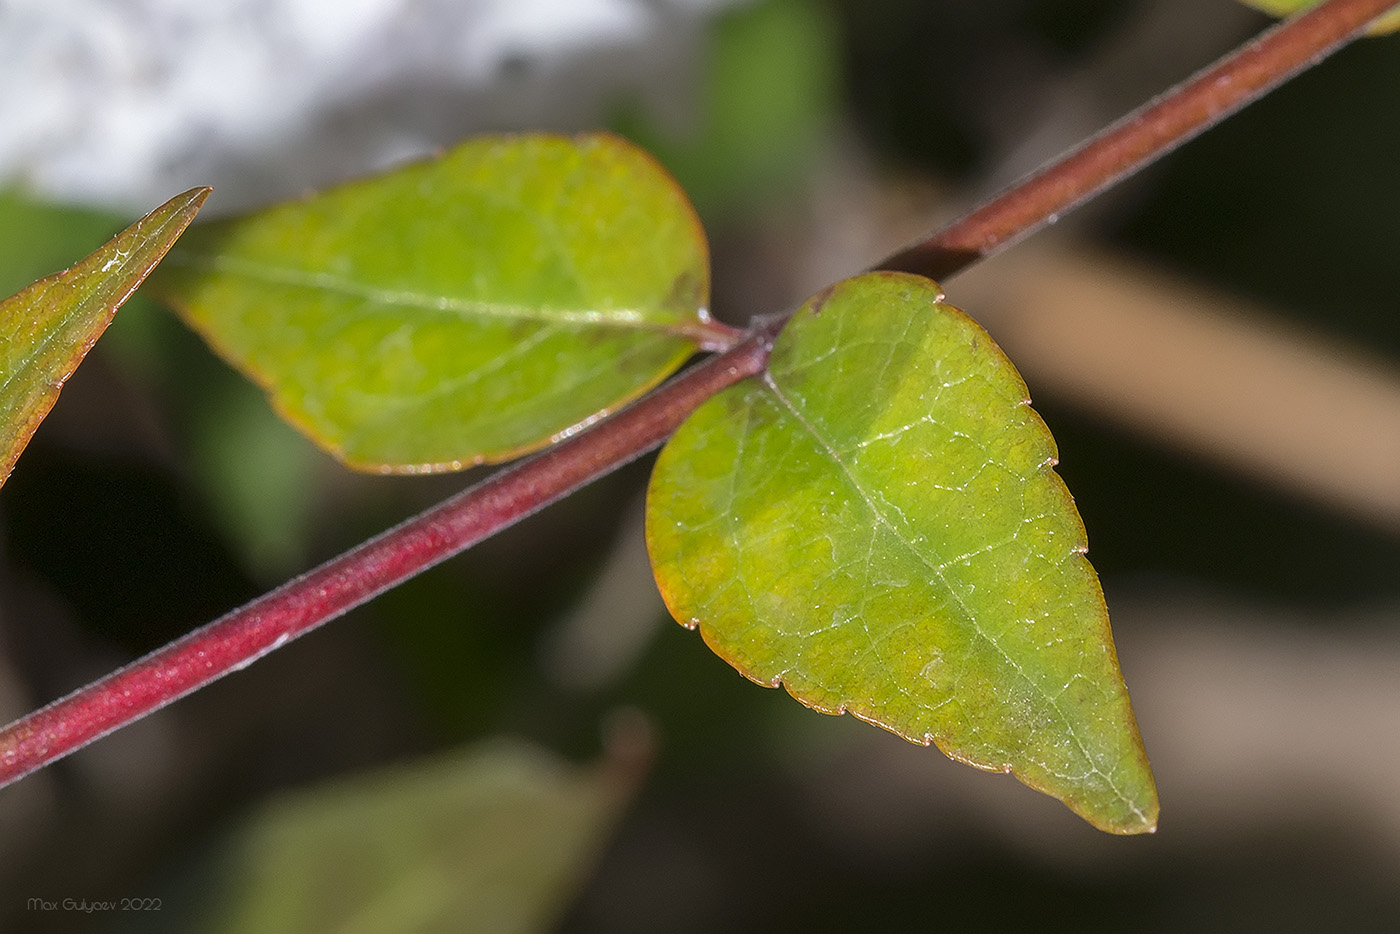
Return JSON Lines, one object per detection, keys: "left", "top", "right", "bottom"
{"left": 761, "top": 370, "right": 1141, "bottom": 818}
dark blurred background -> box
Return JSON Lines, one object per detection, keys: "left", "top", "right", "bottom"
{"left": 1, "top": 0, "right": 1399, "bottom": 930}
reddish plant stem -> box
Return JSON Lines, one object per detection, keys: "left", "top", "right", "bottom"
{"left": 0, "top": 0, "right": 1392, "bottom": 789}
{"left": 0, "top": 332, "right": 774, "bottom": 790}
{"left": 877, "top": 0, "right": 1400, "bottom": 281}
{"left": 681, "top": 314, "right": 747, "bottom": 353}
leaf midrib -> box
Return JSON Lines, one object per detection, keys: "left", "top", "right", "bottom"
{"left": 164, "top": 252, "right": 699, "bottom": 337}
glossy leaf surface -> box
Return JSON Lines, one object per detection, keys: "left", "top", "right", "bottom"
{"left": 1237, "top": 0, "right": 1400, "bottom": 33}
{"left": 152, "top": 133, "right": 715, "bottom": 472}
{"left": 647, "top": 272, "right": 1158, "bottom": 833}
{"left": 187, "top": 740, "right": 638, "bottom": 934}
{"left": 0, "top": 187, "right": 208, "bottom": 488}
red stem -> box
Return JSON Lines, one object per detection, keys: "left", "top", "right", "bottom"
{"left": 877, "top": 0, "right": 1400, "bottom": 280}
{"left": 0, "top": 332, "right": 774, "bottom": 789}
{"left": 1, "top": 0, "right": 1394, "bottom": 789}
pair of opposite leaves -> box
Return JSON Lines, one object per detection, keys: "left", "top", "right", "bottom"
{"left": 55, "top": 134, "right": 1155, "bottom": 833}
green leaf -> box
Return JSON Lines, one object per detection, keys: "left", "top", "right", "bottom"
{"left": 186, "top": 738, "right": 643, "bottom": 934}
{"left": 152, "top": 133, "right": 717, "bottom": 473}
{"left": 646, "top": 272, "right": 1158, "bottom": 834}
{"left": 1236, "top": 0, "right": 1400, "bottom": 34}
{"left": 0, "top": 188, "right": 210, "bottom": 489}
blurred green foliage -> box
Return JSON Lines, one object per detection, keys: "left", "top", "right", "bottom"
{"left": 0, "top": 190, "right": 123, "bottom": 298}
{"left": 146, "top": 740, "right": 634, "bottom": 934}
{"left": 615, "top": 0, "right": 841, "bottom": 217}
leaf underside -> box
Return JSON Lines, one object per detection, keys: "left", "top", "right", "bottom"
{"left": 0, "top": 187, "right": 209, "bottom": 488}
{"left": 647, "top": 272, "right": 1158, "bottom": 834}
{"left": 152, "top": 133, "right": 713, "bottom": 473}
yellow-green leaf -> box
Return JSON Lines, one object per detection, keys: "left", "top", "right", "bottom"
{"left": 0, "top": 187, "right": 209, "bottom": 488}
{"left": 1237, "top": 0, "right": 1400, "bottom": 35}
{"left": 646, "top": 272, "right": 1158, "bottom": 834}
{"left": 152, "top": 133, "right": 716, "bottom": 473}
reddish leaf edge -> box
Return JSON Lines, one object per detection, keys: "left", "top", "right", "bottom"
{"left": 151, "top": 132, "right": 743, "bottom": 475}
{"left": 0, "top": 187, "right": 210, "bottom": 487}
{"left": 0, "top": 0, "right": 1392, "bottom": 811}
{"left": 692, "top": 619, "right": 1158, "bottom": 835}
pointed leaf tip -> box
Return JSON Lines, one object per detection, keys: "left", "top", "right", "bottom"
{"left": 0, "top": 187, "right": 209, "bottom": 488}
{"left": 647, "top": 271, "right": 1158, "bottom": 833}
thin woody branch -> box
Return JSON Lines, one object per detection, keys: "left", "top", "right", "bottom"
{"left": 0, "top": 332, "right": 774, "bottom": 789}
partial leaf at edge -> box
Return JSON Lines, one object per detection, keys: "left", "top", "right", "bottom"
{"left": 646, "top": 272, "right": 1158, "bottom": 834}
{"left": 0, "top": 187, "right": 210, "bottom": 489}
{"left": 1236, "top": 0, "right": 1400, "bottom": 34}
{"left": 151, "top": 133, "right": 714, "bottom": 473}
